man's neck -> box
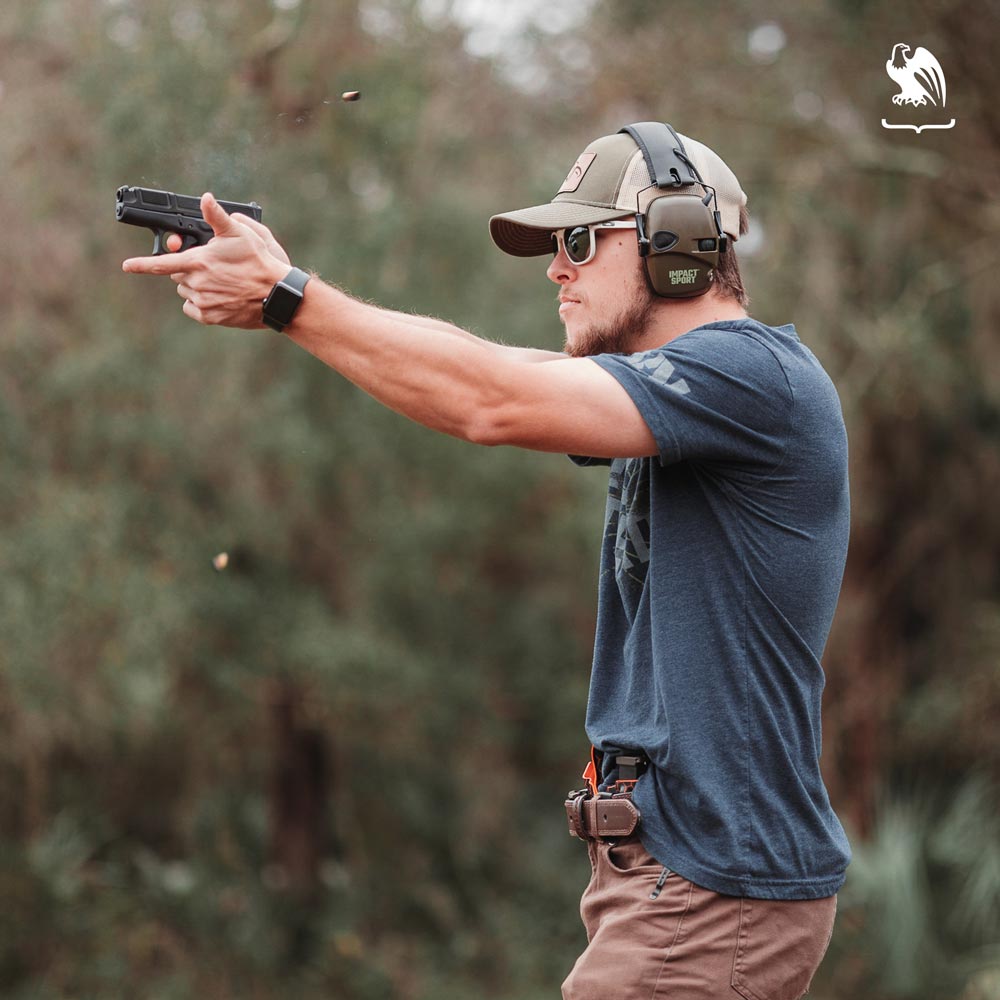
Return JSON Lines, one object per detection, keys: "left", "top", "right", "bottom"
{"left": 631, "top": 294, "right": 748, "bottom": 353}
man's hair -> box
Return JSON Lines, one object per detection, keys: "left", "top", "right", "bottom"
{"left": 713, "top": 205, "right": 750, "bottom": 309}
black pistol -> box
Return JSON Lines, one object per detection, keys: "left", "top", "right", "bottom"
{"left": 116, "top": 185, "right": 263, "bottom": 255}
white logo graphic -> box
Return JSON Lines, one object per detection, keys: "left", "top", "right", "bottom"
{"left": 629, "top": 352, "right": 690, "bottom": 395}
{"left": 881, "top": 42, "right": 955, "bottom": 133}
{"left": 669, "top": 268, "right": 699, "bottom": 286}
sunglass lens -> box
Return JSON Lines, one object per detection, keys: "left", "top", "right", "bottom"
{"left": 564, "top": 226, "right": 591, "bottom": 264}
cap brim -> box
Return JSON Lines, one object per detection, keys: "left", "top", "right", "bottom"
{"left": 489, "top": 202, "right": 631, "bottom": 257}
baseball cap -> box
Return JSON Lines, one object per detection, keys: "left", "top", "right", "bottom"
{"left": 489, "top": 125, "right": 747, "bottom": 258}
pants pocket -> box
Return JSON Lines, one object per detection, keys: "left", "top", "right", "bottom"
{"left": 604, "top": 835, "right": 663, "bottom": 874}
{"left": 731, "top": 894, "right": 837, "bottom": 1000}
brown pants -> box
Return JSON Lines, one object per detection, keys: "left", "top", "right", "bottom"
{"left": 562, "top": 835, "right": 837, "bottom": 1000}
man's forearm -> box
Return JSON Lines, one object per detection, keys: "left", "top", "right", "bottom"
{"left": 283, "top": 280, "right": 547, "bottom": 442}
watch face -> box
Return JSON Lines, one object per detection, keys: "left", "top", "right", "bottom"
{"left": 265, "top": 281, "right": 302, "bottom": 326}
{"left": 263, "top": 268, "right": 309, "bottom": 331}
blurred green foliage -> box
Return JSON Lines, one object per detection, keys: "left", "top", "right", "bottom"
{"left": 1, "top": 0, "right": 998, "bottom": 996}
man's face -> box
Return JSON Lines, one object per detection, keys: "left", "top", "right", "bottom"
{"left": 546, "top": 222, "right": 658, "bottom": 358}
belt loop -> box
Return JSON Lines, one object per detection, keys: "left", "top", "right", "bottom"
{"left": 565, "top": 788, "right": 589, "bottom": 839}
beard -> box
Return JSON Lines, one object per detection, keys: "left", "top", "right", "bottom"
{"left": 563, "top": 286, "right": 659, "bottom": 358}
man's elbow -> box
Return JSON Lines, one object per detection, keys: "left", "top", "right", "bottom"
{"left": 460, "top": 369, "right": 543, "bottom": 448}
{"left": 462, "top": 405, "right": 509, "bottom": 448}
{"left": 462, "top": 392, "right": 537, "bottom": 448}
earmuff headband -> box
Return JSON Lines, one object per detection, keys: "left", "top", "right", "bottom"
{"left": 617, "top": 122, "right": 700, "bottom": 189}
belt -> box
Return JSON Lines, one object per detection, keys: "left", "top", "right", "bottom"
{"left": 565, "top": 747, "right": 648, "bottom": 841}
{"left": 565, "top": 788, "right": 640, "bottom": 840}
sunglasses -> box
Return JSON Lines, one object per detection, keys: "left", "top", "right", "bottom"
{"left": 551, "top": 220, "right": 638, "bottom": 265}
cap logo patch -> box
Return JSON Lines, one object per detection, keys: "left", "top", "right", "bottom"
{"left": 557, "top": 153, "right": 597, "bottom": 194}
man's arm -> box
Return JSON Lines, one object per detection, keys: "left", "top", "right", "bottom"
{"left": 382, "top": 308, "right": 568, "bottom": 365}
{"left": 122, "top": 193, "right": 656, "bottom": 458}
{"left": 280, "top": 282, "right": 656, "bottom": 454}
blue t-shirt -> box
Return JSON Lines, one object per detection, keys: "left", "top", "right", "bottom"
{"left": 573, "top": 318, "right": 851, "bottom": 900}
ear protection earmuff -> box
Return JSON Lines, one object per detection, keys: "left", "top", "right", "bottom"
{"left": 618, "top": 122, "right": 730, "bottom": 298}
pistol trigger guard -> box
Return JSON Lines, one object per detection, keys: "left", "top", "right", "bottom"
{"left": 151, "top": 230, "right": 198, "bottom": 256}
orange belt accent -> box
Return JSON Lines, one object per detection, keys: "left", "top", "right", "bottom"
{"left": 582, "top": 745, "right": 600, "bottom": 797}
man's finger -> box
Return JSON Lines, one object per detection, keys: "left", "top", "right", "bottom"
{"left": 182, "top": 297, "right": 206, "bottom": 325}
{"left": 123, "top": 247, "right": 201, "bottom": 275}
{"left": 232, "top": 212, "right": 292, "bottom": 265}
{"left": 231, "top": 213, "right": 271, "bottom": 239}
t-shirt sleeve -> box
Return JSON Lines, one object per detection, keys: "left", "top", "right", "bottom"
{"left": 590, "top": 328, "right": 793, "bottom": 472}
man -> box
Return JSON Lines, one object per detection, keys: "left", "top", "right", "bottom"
{"left": 124, "top": 122, "right": 850, "bottom": 999}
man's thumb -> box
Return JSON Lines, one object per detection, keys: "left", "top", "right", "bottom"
{"left": 202, "top": 192, "right": 237, "bottom": 237}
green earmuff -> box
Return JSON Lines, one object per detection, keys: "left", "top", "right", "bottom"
{"left": 618, "top": 122, "right": 730, "bottom": 298}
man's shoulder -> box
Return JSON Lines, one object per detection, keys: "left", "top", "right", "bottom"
{"left": 673, "top": 318, "right": 836, "bottom": 390}
{"left": 672, "top": 317, "right": 801, "bottom": 356}
{"left": 643, "top": 317, "right": 791, "bottom": 361}
{"left": 643, "top": 318, "right": 800, "bottom": 391}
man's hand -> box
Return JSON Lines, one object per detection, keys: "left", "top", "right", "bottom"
{"left": 122, "top": 192, "right": 291, "bottom": 329}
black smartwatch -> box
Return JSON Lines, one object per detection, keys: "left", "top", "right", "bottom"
{"left": 262, "top": 267, "right": 311, "bottom": 332}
